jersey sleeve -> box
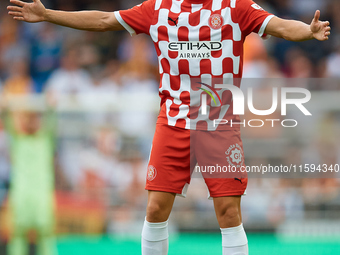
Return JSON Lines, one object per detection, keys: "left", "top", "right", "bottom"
{"left": 114, "top": 0, "right": 156, "bottom": 36}
{"left": 235, "top": 0, "right": 275, "bottom": 38}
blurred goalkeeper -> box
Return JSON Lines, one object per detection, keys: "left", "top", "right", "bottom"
{"left": 2, "top": 99, "right": 57, "bottom": 255}
{"left": 7, "top": 0, "right": 330, "bottom": 255}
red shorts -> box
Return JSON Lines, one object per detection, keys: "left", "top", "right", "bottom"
{"left": 146, "top": 124, "right": 248, "bottom": 198}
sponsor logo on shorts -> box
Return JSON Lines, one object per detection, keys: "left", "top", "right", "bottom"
{"left": 209, "top": 14, "right": 224, "bottom": 29}
{"left": 225, "top": 144, "right": 244, "bottom": 168}
{"left": 147, "top": 165, "right": 157, "bottom": 181}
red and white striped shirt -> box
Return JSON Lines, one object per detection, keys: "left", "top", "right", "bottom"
{"left": 115, "top": 0, "right": 274, "bottom": 130}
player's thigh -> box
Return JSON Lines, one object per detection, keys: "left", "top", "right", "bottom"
{"left": 146, "top": 123, "right": 194, "bottom": 194}
{"left": 146, "top": 190, "right": 176, "bottom": 222}
{"left": 194, "top": 129, "right": 247, "bottom": 197}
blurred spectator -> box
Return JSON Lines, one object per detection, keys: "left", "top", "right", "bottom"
{"left": 45, "top": 46, "right": 93, "bottom": 107}
{"left": 30, "top": 23, "right": 62, "bottom": 92}
{"left": 326, "top": 45, "right": 340, "bottom": 78}
{"left": 78, "top": 43, "right": 101, "bottom": 72}
{"left": 268, "top": 179, "right": 304, "bottom": 223}
{"left": 77, "top": 127, "right": 120, "bottom": 203}
{"left": 285, "top": 48, "right": 314, "bottom": 79}
{"left": 79, "top": 60, "right": 121, "bottom": 127}
{"left": 97, "top": 60, "right": 121, "bottom": 95}
{"left": 289, "top": 0, "right": 329, "bottom": 18}
{"left": 0, "top": 16, "right": 29, "bottom": 80}
{"left": 2, "top": 60, "right": 35, "bottom": 98}
{"left": 117, "top": 34, "right": 157, "bottom": 65}
{"left": 243, "top": 33, "right": 270, "bottom": 79}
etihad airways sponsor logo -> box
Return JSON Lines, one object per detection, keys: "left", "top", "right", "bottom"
{"left": 168, "top": 41, "right": 223, "bottom": 59}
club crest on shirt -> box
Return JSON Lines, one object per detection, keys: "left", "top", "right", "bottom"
{"left": 147, "top": 165, "right": 157, "bottom": 181}
{"left": 225, "top": 144, "right": 244, "bottom": 168}
{"left": 251, "top": 3, "right": 264, "bottom": 10}
{"left": 209, "top": 14, "right": 224, "bottom": 30}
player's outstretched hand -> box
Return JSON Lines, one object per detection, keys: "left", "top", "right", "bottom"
{"left": 7, "top": 0, "right": 46, "bottom": 23}
{"left": 311, "top": 10, "right": 331, "bottom": 41}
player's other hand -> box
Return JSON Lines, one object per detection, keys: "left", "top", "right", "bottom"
{"left": 311, "top": 10, "right": 331, "bottom": 41}
{"left": 7, "top": 0, "right": 46, "bottom": 23}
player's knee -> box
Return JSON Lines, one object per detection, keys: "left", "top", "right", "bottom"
{"left": 146, "top": 202, "right": 169, "bottom": 222}
{"left": 217, "top": 204, "right": 240, "bottom": 222}
{"left": 225, "top": 206, "right": 240, "bottom": 220}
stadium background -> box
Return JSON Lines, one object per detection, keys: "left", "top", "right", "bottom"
{"left": 0, "top": 0, "right": 340, "bottom": 254}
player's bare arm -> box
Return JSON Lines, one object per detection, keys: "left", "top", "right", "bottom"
{"left": 7, "top": 0, "right": 124, "bottom": 32}
{"left": 265, "top": 10, "right": 331, "bottom": 42}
